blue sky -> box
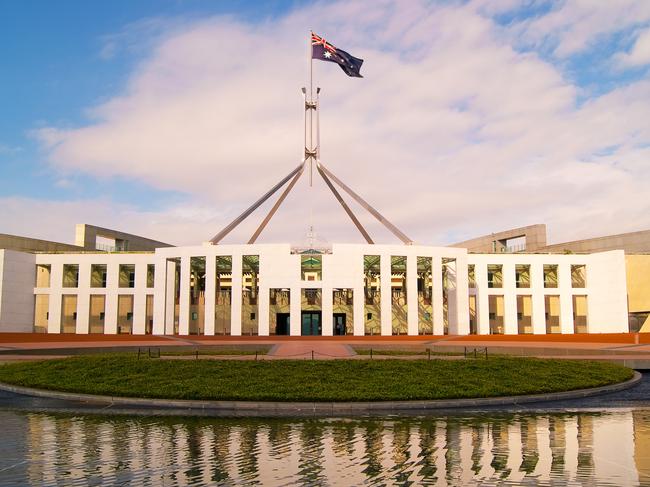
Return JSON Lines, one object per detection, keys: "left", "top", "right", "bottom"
{"left": 1, "top": 1, "right": 650, "bottom": 245}
{"left": 0, "top": 0, "right": 304, "bottom": 209}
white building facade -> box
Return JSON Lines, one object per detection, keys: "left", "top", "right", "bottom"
{"left": 0, "top": 243, "right": 629, "bottom": 336}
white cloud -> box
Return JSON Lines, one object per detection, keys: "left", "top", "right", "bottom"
{"left": 24, "top": 0, "right": 650, "bottom": 246}
{"left": 511, "top": 0, "right": 650, "bottom": 57}
{"left": 616, "top": 27, "right": 650, "bottom": 67}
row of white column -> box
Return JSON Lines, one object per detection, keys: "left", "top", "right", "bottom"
{"left": 43, "top": 262, "right": 152, "bottom": 334}
{"left": 472, "top": 261, "right": 583, "bottom": 335}
{"left": 152, "top": 254, "right": 470, "bottom": 336}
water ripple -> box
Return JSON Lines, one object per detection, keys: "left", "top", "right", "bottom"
{"left": 0, "top": 410, "right": 648, "bottom": 485}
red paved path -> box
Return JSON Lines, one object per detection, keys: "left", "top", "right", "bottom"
{"left": 2, "top": 333, "right": 650, "bottom": 363}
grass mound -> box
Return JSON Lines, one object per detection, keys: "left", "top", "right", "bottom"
{"left": 0, "top": 355, "right": 633, "bottom": 402}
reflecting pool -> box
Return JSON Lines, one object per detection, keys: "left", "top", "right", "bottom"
{"left": 1, "top": 409, "right": 649, "bottom": 485}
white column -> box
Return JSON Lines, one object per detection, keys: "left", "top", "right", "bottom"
{"left": 178, "top": 256, "right": 190, "bottom": 335}
{"left": 104, "top": 262, "right": 118, "bottom": 334}
{"left": 503, "top": 261, "right": 518, "bottom": 334}
{"left": 231, "top": 254, "right": 243, "bottom": 336}
{"left": 406, "top": 256, "right": 418, "bottom": 336}
{"left": 258, "top": 286, "right": 270, "bottom": 336}
{"left": 454, "top": 256, "right": 470, "bottom": 335}
{"left": 204, "top": 255, "right": 216, "bottom": 336}
{"left": 290, "top": 287, "right": 301, "bottom": 336}
{"left": 432, "top": 256, "right": 444, "bottom": 335}
{"left": 76, "top": 261, "right": 91, "bottom": 334}
{"left": 531, "top": 262, "right": 546, "bottom": 334}
{"left": 474, "top": 262, "right": 490, "bottom": 335}
{"left": 559, "top": 263, "right": 574, "bottom": 334}
{"left": 47, "top": 263, "right": 63, "bottom": 333}
{"left": 380, "top": 254, "right": 392, "bottom": 336}
{"left": 132, "top": 263, "right": 147, "bottom": 334}
{"left": 322, "top": 287, "right": 333, "bottom": 336}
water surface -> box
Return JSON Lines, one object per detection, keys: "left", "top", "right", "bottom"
{"left": 1, "top": 410, "right": 649, "bottom": 485}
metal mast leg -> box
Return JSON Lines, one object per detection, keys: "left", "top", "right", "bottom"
{"left": 248, "top": 164, "right": 305, "bottom": 244}
{"left": 209, "top": 162, "right": 305, "bottom": 244}
{"left": 318, "top": 162, "right": 413, "bottom": 245}
{"left": 316, "top": 165, "right": 374, "bottom": 244}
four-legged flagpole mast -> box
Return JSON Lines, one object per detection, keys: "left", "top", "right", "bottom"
{"left": 209, "top": 32, "right": 413, "bottom": 246}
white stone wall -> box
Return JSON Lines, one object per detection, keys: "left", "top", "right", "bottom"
{"left": 33, "top": 252, "right": 156, "bottom": 334}
{"left": 0, "top": 244, "right": 631, "bottom": 336}
{"left": 0, "top": 249, "right": 37, "bottom": 331}
{"left": 467, "top": 250, "right": 629, "bottom": 334}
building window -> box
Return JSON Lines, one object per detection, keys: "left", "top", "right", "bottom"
{"left": 91, "top": 264, "right": 107, "bottom": 288}
{"left": 301, "top": 254, "right": 322, "bottom": 281}
{"left": 117, "top": 295, "right": 134, "bottom": 334}
{"left": 89, "top": 295, "right": 105, "bottom": 334}
{"left": 35, "top": 264, "right": 51, "bottom": 288}
{"left": 242, "top": 255, "right": 260, "bottom": 336}
{"left": 571, "top": 265, "right": 586, "bottom": 288}
{"left": 189, "top": 257, "right": 206, "bottom": 335}
{"left": 270, "top": 289, "right": 291, "bottom": 336}
{"left": 215, "top": 256, "right": 232, "bottom": 336}
{"left": 34, "top": 295, "right": 49, "bottom": 333}
{"left": 442, "top": 258, "right": 456, "bottom": 335}
{"left": 488, "top": 295, "right": 504, "bottom": 334}
{"left": 62, "top": 264, "right": 79, "bottom": 288}
{"left": 119, "top": 264, "right": 135, "bottom": 288}
{"left": 417, "top": 257, "right": 433, "bottom": 334}
{"left": 467, "top": 264, "right": 476, "bottom": 288}
{"left": 61, "top": 295, "right": 77, "bottom": 332}
{"left": 573, "top": 295, "right": 588, "bottom": 333}
{"left": 545, "top": 295, "right": 561, "bottom": 333}
{"left": 517, "top": 295, "right": 533, "bottom": 334}
{"left": 515, "top": 264, "right": 530, "bottom": 288}
{"left": 391, "top": 256, "right": 407, "bottom": 335}
{"left": 364, "top": 255, "right": 381, "bottom": 335}
{"left": 145, "top": 295, "right": 154, "bottom": 334}
{"left": 468, "top": 295, "right": 477, "bottom": 335}
{"left": 487, "top": 264, "right": 502, "bottom": 288}
{"left": 147, "top": 264, "right": 155, "bottom": 288}
{"left": 544, "top": 264, "right": 558, "bottom": 288}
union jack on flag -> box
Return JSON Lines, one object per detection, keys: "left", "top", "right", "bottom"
{"left": 311, "top": 32, "right": 363, "bottom": 78}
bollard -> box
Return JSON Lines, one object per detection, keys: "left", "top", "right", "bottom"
{"left": 137, "top": 348, "right": 141, "bottom": 360}
{"left": 196, "top": 350, "right": 199, "bottom": 360}
{"left": 370, "top": 348, "right": 373, "bottom": 360}
{"left": 428, "top": 348, "right": 431, "bottom": 361}
{"left": 148, "top": 347, "right": 151, "bottom": 358}
{"left": 255, "top": 351, "right": 258, "bottom": 361}
{"left": 311, "top": 350, "right": 314, "bottom": 361}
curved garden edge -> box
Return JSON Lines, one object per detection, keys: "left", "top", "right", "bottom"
{"left": 0, "top": 371, "right": 642, "bottom": 415}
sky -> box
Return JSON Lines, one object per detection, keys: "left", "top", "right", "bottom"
{"left": 1, "top": 0, "right": 650, "bottom": 247}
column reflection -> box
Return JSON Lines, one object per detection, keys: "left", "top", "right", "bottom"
{"left": 13, "top": 410, "right": 647, "bottom": 486}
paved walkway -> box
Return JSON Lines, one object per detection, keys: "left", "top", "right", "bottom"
{"left": 3, "top": 333, "right": 650, "bottom": 366}
{"left": 269, "top": 341, "right": 354, "bottom": 359}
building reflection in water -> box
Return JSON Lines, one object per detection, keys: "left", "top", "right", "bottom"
{"left": 3, "top": 410, "right": 649, "bottom": 485}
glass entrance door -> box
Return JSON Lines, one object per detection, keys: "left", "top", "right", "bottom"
{"left": 333, "top": 313, "right": 347, "bottom": 335}
{"left": 301, "top": 311, "right": 322, "bottom": 336}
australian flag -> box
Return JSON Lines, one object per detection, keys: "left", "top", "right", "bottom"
{"left": 311, "top": 32, "right": 363, "bottom": 78}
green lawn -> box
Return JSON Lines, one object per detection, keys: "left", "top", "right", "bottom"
{"left": 0, "top": 355, "right": 633, "bottom": 402}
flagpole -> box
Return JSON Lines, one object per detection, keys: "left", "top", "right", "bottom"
{"left": 309, "top": 30, "right": 314, "bottom": 186}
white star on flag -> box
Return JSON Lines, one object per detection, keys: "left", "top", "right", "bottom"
{"left": 324, "top": 51, "right": 332, "bottom": 58}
